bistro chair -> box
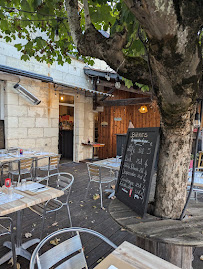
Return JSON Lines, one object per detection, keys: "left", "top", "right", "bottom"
{"left": 29, "top": 172, "right": 74, "bottom": 240}
{"left": 85, "top": 163, "right": 118, "bottom": 208}
{"left": 0, "top": 217, "right": 17, "bottom": 269}
{"left": 37, "top": 155, "right": 61, "bottom": 178}
{"left": 9, "top": 158, "right": 34, "bottom": 183}
{"left": 29, "top": 227, "right": 117, "bottom": 269}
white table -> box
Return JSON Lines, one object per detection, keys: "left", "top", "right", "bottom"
{"left": 0, "top": 150, "right": 57, "bottom": 183}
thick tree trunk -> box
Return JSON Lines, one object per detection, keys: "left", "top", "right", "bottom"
{"left": 154, "top": 109, "right": 195, "bottom": 219}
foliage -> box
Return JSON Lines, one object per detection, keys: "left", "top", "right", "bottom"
{"left": 0, "top": 0, "right": 146, "bottom": 65}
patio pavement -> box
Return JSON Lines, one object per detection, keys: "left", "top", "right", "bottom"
{"left": 0, "top": 162, "right": 202, "bottom": 268}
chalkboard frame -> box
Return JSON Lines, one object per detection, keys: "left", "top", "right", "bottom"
{"left": 115, "top": 127, "right": 160, "bottom": 218}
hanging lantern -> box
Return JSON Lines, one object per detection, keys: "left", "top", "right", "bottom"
{"left": 139, "top": 105, "right": 148, "bottom": 113}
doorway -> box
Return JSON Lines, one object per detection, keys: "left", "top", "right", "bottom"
{"left": 59, "top": 93, "right": 74, "bottom": 161}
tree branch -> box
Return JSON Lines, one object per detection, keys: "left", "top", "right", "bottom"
{"left": 83, "top": 0, "right": 91, "bottom": 29}
{"left": 65, "top": 0, "right": 82, "bottom": 47}
{"left": 65, "top": 0, "right": 153, "bottom": 87}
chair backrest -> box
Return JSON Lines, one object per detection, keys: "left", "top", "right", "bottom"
{"left": 56, "top": 172, "right": 74, "bottom": 192}
{"left": 87, "top": 163, "right": 101, "bottom": 182}
{"left": 20, "top": 158, "right": 33, "bottom": 170}
{"left": 30, "top": 227, "right": 117, "bottom": 269}
{"left": 49, "top": 155, "right": 61, "bottom": 167}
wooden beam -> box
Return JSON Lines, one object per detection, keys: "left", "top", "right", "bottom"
{"left": 99, "top": 97, "right": 152, "bottom": 107}
{"left": 98, "top": 81, "right": 152, "bottom": 96}
{"left": 99, "top": 88, "right": 116, "bottom": 102}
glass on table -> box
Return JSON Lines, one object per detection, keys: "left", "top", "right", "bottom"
{"left": 21, "top": 179, "right": 27, "bottom": 190}
{"left": 8, "top": 186, "right": 14, "bottom": 198}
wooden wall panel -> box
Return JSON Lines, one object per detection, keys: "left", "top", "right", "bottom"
{"left": 97, "top": 90, "right": 160, "bottom": 159}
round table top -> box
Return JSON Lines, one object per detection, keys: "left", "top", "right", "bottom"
{"left": 109, "top": 198, "right": 203, "bottom": 247}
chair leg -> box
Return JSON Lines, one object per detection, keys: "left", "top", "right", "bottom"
{"left": 66, "top": 203, "right": 72, "bottom": 227}
{"left": 99, "top": 183, "right": 103, "bottom": 209}
{"left": 40, "top": 212, "right": 46, "bottom": 240}
{"left": 84, "top": 181, "right": 91, "bottom": 200}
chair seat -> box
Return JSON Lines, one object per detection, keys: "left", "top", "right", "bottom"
{"left": 91, "top": 176, "right": 117, "bottom": 184}
{"left": 30, "top": 199, "right": 63, "bottom": 216}
{"left": 39, "top": 165, "right": 57, "bottom": 171}
{"left": 10, "top": 168, "right": 30, "bottom": 175}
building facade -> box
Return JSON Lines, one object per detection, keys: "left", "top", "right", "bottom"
{"left": 0, "top": 39, "right": 107, "bottom": 162}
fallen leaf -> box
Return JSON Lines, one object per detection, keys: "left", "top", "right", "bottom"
{"left": 69, "top": 201, "right": 73, "bottom": 204}
{"left": 200, "top": 255, "right": 203, "bottom": 260}
{"left": 121, "top": 228, "right": 126, "bottom": 231}
{"left": 92, "top": 206, "right": 97, "bottom": 209}
{"left": 80, "top": 204, "right": 84, "bottom": 207}
{"left": 93, "top": 194, "right": 100, "bottom": 200}
{"left": 52, "top": 222, "right": 58, "bottom": 226}
{"left": 97, "top": 257, "right": 104, "bottom": 263}
{"left": 25, "top": 232, "right": 32, "bottom": 238}
{"left": 101, "top": 207, "right": 105, "bottom": 210}
{"left": 8, "top": 258, "right": 21, "bottom": 268}
{"left": 50, "top": 238, "right": 60, "bottom": 246}
{"left": 91, "top": 220, "right": 95, "bottom": 223}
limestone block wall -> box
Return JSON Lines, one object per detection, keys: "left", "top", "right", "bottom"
{"left": 74, "top": 94, "right": 94, "bottom": 162}
{"left": 4, "top": 76, "right": 59, "bottom": 154}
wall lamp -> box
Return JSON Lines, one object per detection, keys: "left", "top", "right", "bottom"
{"left": 13, "top": 83, "right": 41, "bottom": 105}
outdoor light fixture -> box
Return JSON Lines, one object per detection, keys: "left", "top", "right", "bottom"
{"left": 13, "top": 83, "right": 41, "bottom": 105}
{"left": 105, "top": 73, "right": 111, "bottom": 81}
{"left": 139, "top": 105, "right": 148, "bottom": 113}
{"left": 115, "top": 76, "right": 121, "bottom": 89}
{"left": 60, "top": 95, "right": 64, "bottom": 101}
{"left": 194, "top": 110, "right": 201, "bottom": 128}
{"left": 96, "top": 77, "right": 100, "bottom": 84}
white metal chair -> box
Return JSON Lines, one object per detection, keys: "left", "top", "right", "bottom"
{"left": 0, "top": 217, "right": 17, "bottom": 269}
{"left": 29, "top": 227, "right": 117, "bottom": 269}
{"left": 29, "top": 172, "right": 74, "bottom": 240}
{"left": 85, "top": 163, "right": 118, "bottom": 208}
{"left": 9, "top": 158, "right": 34, "bottom": 183}
{"left": 37, "top": 155, "right": 61, "bottom": 178}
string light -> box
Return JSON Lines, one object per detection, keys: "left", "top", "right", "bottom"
{"left": 115, "top": 76, "right": 121, "bottom": 89}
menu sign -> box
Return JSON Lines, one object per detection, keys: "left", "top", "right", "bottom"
{"left": 115, "top": 127, "right": 160, "bottom": 217}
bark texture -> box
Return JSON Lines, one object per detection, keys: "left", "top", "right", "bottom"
{"left": 65, "top": 0, "right": 203, "bottom": 219}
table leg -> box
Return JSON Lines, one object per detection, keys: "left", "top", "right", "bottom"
{"left": 92, "top": 147, "right": 94, "bottom": 160}
{"left": 0, "top": 211, "right": 40, "bottom": 265}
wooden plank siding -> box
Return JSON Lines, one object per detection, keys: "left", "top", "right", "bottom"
{"left": 98, "top": 90, "right": 160, "bottom": 159}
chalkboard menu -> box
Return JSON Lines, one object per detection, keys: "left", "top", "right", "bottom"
{"left": 0, "top": 120, "right": 5, "bottom": 149}
{"left": 115, "top": 127, "right": 160, "bottom": 217}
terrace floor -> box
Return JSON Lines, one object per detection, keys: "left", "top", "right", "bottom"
{"left": 0, "top": 162, "right": 203, "bottom": 268}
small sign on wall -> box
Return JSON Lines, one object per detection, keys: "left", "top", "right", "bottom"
{"left": 114, "top": 117, "right": 122, "bottom": 121}
{"left": 101, "top": 121, "right": 108, "bottom": 126}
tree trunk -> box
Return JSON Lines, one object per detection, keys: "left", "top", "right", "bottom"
{"left": 154, "top": 109, "right": 195, "bottom": 219}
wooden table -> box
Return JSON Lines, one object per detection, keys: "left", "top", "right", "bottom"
{"left": 109, "top": 198, "right": 203, "bottom": 269}
{"left": 95, "top": 241, "right": 180, "bottom": 269}
{"left": 81, "top": 143, "right": 105, "bottom": 159}
{"left": 0, "top": 182, "right": 64, "bottom": 265}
